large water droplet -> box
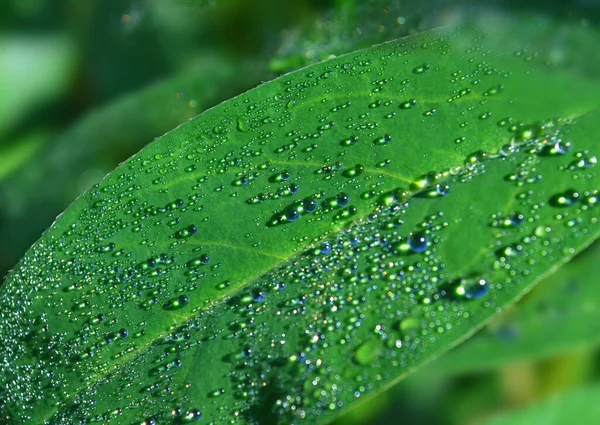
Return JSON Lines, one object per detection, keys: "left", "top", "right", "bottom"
{"left": 452, "top": 278, "right": 489, "bottom": 300}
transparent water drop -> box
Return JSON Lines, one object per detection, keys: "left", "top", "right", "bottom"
{"left": 164, "top": 295, "right": 190, "bottom": 310}
{"left": 373, "top": 134, "right": 393, "bottom": 145}
{"left": 413, "top": 64, "right": 430, "bottom": 74}
{"left": 550, "top": 189, "right": 580, "bottom": 207}
{"left": 399, "top": 99, "right": 417, "bottom": 109}
{"left": 408, "top": 232, "right": 429, "bottom": 253}
{"left": 452, "top": 278, "right": 489, "bottom": 300}
{"left": 340, "top": 136, "right": 359, "bottom": 146}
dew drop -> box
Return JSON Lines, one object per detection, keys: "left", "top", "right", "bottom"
{"left": 399, "top": 99, "right": 417, "bottom": 109}
{"left": 452, "top": 278, "right": 489, "bottom": 300}
{"left": 164, "top": 294, "right": 190, "bottom": 310}
{"left": 341, "top": 136, "right": 359, "bottom": 146}
{"left": 373, "top": 134, "right": 393, "bottom": 145}
{"left": 408, "top": 232, "right": 429, "bottom": 253}
{"left": 413, "top": 63, "right": 430, "bottom": 74}
{"left": 550, "top": 189, "right": 580, "bottom": 207}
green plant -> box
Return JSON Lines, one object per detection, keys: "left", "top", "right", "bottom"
{"left": 0, "top": 5, "right": 599, "bottom": 425}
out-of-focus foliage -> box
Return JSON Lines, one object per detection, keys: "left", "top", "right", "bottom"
{"left": 0, "top": 36, "right": 74, "bottom": 139}
{"left": 483, "top": 385, "right": 600, "bottom": 425}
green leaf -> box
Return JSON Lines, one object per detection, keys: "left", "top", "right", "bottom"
{"left": 482, "top": 385, "right": 600, "bottom": 425}
{"left": 424, "top": 241, "right": 600, "bottom": 375}
{"left": 1, "top": 18, "right": 599, "bottom": 425}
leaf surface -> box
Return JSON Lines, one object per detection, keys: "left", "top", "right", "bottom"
{"left": 425, "top": 241, "right": 600, "bottom": 375}
{"left": 0, "top": 19, "right": 599, "bottom": 425}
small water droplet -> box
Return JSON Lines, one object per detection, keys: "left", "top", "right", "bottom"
{"left": 413, "top": 64, "right": 430, "bottom": 74}
{"left": 164, "top": 294, "right": 190, "bottom": 310}
{"left": 399, "top": 99, "right": 417, "bottom": 109}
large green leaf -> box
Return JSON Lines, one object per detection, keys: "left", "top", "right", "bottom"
{"left": 482, "top": 385, "right": 600, "bottom": 425}
{"left": 424, "top": 241, "right": 600, "bottom": 375}
{"left": 1, "top": 17, "right": 599, "bottom": 425}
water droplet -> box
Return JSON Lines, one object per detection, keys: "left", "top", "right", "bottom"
{"left": 182, "top": 408, "right": 203, "bottom": 421}
{"left": 451, "top": 278, "right": 489, "bottom": 300}
{"left": 583, "top": 191, "right": 599, "bottom": 206}
{"left": 550, "top": 189, "right": 580, "bottom": 207}
{"left": 336, "top": 192, "right": 350, "bottom": 207}
{"left": 373, "top": 134, "right": 393, "bottom": 145}
{"left": 174, "top": 224, "right": 198, "bottom": 239}
{"left": 340, "top": 136, "right": 359, "bottom": 146}
{"left": 399, "top": 317, "right": 421, "bottom": 336}
{"left": 399, "top": 99, "right": 417, "bottom": 109}
{"left": 483, "top": 84, "right": 504, "bottom": 96}
{"left": 570, "top": 152, "right": 597, "bottom": 170}
{"left": 302, "top": 198, "right": 318, "bottom": 213}
{"left": 285, "top": 206, "right": 301, "bottom": 222}
{"left": 408, "top": 232, "right": 429, "bottom": 253}
{"left": 492, "top": 212, "right": 525, "bottom": 228}
{"left": 413, "top": 64, "right": 430, "bottom": 74}
{"left": 542, "top": 140, "right": 572, "bottom": 156}
{"left": 343, "top": 164, "right": 365, "bottom": 178}
{"left": 164, "top": 294, "right": 190, "bottom": 310}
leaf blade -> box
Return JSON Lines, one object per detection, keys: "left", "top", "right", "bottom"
{"left": 483, "top": 385, "right": 600, "bottom": 425}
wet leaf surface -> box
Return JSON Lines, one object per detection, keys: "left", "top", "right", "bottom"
{"left": 0, "top": 18, "right": 599, "bottom": 425}
{"left": 425, "top": 241, "right": 600, "bottom": 375}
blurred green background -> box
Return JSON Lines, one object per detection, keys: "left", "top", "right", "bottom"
{"left": 1, "top": 1, "right": 599, "bottom": 424}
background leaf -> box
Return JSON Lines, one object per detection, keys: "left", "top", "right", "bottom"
{"left": 482, "top": 385, "right": 600, "bottom": 425}
{"left": 0, "top": 15, "right": 599, "bottom": 425}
